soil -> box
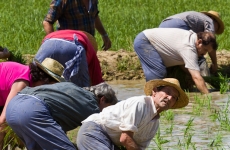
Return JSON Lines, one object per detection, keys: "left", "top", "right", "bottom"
{"left": 96, "top": 49, "right": 230, "bottom": 81}
{"left": 23, "top": 49, "right": 230, "bottom": 81}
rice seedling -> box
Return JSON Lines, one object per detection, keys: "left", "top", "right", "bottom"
{"left": 153, "top": 128, "right": 169, "bottom": 150}
{"left": 218, "top": 73, "right": 230, "bottom": 94}
{"left": 165, "top": 123, "right": 174, "bottom": 135}
{"left": 216, "top": 99, "right": 230, "bottom": 131}
{"left": 0, "top": 0, "right": 229, "bottom": 54}
{"left": 209, "top": 132, "right": 223, "bottom": 147}
{"left": 2, "top": 125, "right": 25, "bottom": 150}
{"left": 184, "top": 133, "right": 196, "bottom": 150}
{"left": 161, "top": 110, "right": 174, "bottom": 121}
{"left": 184, "top": 118, "right": 194, "bottom": 137}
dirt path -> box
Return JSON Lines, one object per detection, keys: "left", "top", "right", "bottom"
{"left": 97, "top": 49, "right": 230, "bottom": 81}
{"left": 23, "top": 50, "right": 230, "bottom": 81}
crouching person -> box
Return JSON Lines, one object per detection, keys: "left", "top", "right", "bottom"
{"left": 6, "top": 82, "right": 118, "bottom": 150}
{"left": 77, "top": 78, "right": 189, "bottom": 150}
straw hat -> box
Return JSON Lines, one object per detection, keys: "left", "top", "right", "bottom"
{"left": 81, "top": 31, "right": 98, "bottom": 52}
{"left": 34, "top": 58, "right": 65, "bottom": 82}
{"left": 201, "top": 10, "right": 224, "bottom": 34}
{"left": 144, "top": 78, "right": 189, "bottom": 109}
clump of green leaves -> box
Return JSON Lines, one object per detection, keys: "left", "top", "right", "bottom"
{"left": 116, "top": 56, "right": 141, "bottom": 72}
{"left": 203, "top": 72, "right": 230, "bottom": 93}
{"left": 2, "top": 125, "right": 25, "bottom": 150}
{"left": 8, "top": 50, "right": 26, "bottom": 64}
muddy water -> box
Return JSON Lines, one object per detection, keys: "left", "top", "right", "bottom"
{"left": 107, "top": 80, "right": 230, "bottom": 149}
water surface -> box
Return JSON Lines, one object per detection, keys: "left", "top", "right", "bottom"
{"left": 108, "top": 80, "right": 230, "bottom": 149}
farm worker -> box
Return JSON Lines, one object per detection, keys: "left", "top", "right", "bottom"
{"left": 134, "top": 28, "right": 218, "bottom": 94}
{"left": 35, "top": 30, "right": 104, "bottom": 87}
{"left": 0, "top": 58, "right": 64, "bottom": 149}
{"left": 6, "top": 82, "right": 118, "bottom": 150}
{"left": 43, "top": 0, "right": 111, "bottom": 50}
{"left": 77, "top": 78, "right": 189, "bottom": 150}
{"left": 159, "top": 10, "right": 224, "bottom": 75}
{"left": 0, "top": 46, "right": 11, "bottom": 59}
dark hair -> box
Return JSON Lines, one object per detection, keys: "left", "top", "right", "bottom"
{"left": 197, "top": 32, "right": 218, "bottom": 50}
{"left": 29, "top": 62, "right": 57, "bottom": 83}
{"left": 84, "top": 82, "right": 118, "bottom": 105}
{"left": 156, "top": 86, "right": 165, "bottom": 91}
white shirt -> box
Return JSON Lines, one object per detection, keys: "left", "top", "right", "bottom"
{"left": 143, "top": 28, "right": 200, "bottom": 71}
{"left": 82, "top": 95, "right": 159, "bottom": 149}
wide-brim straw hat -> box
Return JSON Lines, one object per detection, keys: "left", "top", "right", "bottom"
{"left": 144, "top": 78, "right": 189, "bottom": 109}
{"left": 201, "top": 10, "right": 224, "bottom": 34}
{"left": 34, "top": 58, "right": 65, "bottom": 82}
{"left": 81, "top": 31, "right": 98, "bottom": 52}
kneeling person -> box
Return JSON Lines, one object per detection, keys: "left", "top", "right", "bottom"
{"left": 6, "top": 82, "right": 118, "bottom": 150}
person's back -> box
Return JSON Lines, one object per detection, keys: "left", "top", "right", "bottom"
{"left": 143, "top": 28, "right": 199, "bottom": 69}
{"left": 20, "top": 82, "right": 100, "bottom": 131}
{"left": 162, "top": 11, "right": 214, "bottom": 33}
{"left": 35, "top": 30, "right": 104, "bottom": 86}
{"left": 0, "top": 62, "right": 31, "bottom": 105}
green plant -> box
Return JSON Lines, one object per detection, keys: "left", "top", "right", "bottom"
{"left": 209, "top": 132, "right": 223, "bottom": 147}
{"left": 116, "top": 56, "right": 141, "bottom": 72}
{"left": 2, "top": 125, "right": 25, "bottom": 150}
{"left": 184, "top": 118, "right": 194, "bottom": 137}
{"left": 218, "top": 73, "right": 229, "bottom": 94}
{"left": 161, "top": 110, "right": 174, "bottom": 121}
{"left": 8, "top": 50, "right": 26, "bottom": 64}
{"left": 153, "top": 128, "right": 169, "bottom": 150}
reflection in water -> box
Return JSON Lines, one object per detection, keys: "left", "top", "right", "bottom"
{"left": 107, "top": 80, "right": 230, "bottom": 149}
{"left": 107, "top": 79, "right": 145, "bottom": 100}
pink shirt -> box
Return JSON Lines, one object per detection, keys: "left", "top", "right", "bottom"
{"left": 0, "top": 62, "right": 32, "bottom": 106}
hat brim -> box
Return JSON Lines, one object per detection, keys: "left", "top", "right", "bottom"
{"left": 144, "top": 79, "right": 189, "bottom": 109}
{"left": 201, "top": 11, "right": 224, "bottom": 34}
{"left": 34, "top": 59, "right": 65, "bottom": 82}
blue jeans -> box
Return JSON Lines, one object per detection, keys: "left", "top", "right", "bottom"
{"left": 77, "top": 121, "right": 120, "bottom": 150}
{"left": 6, "top": 94, "right": 76, "bottom": 150}
{"left": 134, "top": 32, "right": 167, "bottom": 81}
{"left": 159, "top": 18, "right": 190, "bottom": 30}
{"left": 35, "top": 39, "right": 90, "bottom": 87}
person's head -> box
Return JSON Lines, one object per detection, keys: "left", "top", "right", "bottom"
{"left": 29, "top": 58, "right": 65, "bottom": 86}
{"left": 201, "top": 10, "right": 224, "bottom": 34}
{"left": 84, "top": 82, "right": 118, "bottom": 111}
{"left": 144, "top": 78, "right": 189, "bottom": 113}
{"left": 196, "top": 32, "right": 218, "bottom": 57}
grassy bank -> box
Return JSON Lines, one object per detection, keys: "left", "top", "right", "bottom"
{"left": 0, "top": 0, "right": 229, "bottom": 54}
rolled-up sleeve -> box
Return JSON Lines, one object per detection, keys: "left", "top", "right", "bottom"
{"left": 44, "top": 0, "right": 63, "bottom": 24}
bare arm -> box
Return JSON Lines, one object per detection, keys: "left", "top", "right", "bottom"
{"left": 120, "top": 131, "right": 141, "bottom": 150}
{"left": 43, "top": 20, "right": 54, "bottom": 35}
{"left": 208, "top": 50, "right": 218, "bottom": 74}
{"left": 0, "top": 80, "right": 29, "bottom": 124}
{"left": 188, "top": 69, "right": 209, "bottom": 94}
{"left": 95, "top": 15, "right": 111, "bottom": 50}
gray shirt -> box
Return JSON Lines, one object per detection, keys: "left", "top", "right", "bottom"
{"left": 20, "top": 82, "right": 100, "bottom": 131}
{"left": 162, "top": 11, "right": 215, "bottom": 33}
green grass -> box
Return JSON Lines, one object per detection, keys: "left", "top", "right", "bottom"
{"left": 0, "top": 0, "right": 230, "bottom": 54}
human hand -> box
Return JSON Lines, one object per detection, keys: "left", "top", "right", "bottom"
{"left": 210, "top": 64, "right": 218, "bottom": 74}
{"left": 101, "top": 35, "right": 111, "bottom": 51}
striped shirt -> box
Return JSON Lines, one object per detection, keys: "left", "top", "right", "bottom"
{"left": 44, "top": 0, "right": 99, "bottom": 36}
{"left": 162, "top": 11, "right": 215, "bottom": 33}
